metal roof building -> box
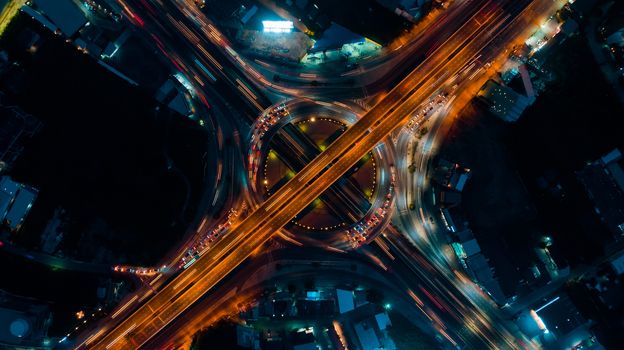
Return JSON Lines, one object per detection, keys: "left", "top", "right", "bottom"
{"left": 0, "top": 176, "right": 38, "bottom": 231}
{"left": 31, "top": 0, "right": 88, "bottom": 37}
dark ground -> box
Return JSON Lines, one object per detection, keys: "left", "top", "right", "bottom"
{"left": 0, "top": 251, "right": 104, "bottom": 336}
{"left": 439, "top": 103, "right": 541, "bottom": 297}
{"left": 387, "top": 310, "right": 440, "bottom": 350}
{"left": 272, "top": 0, "right": 414, "bottom": 44}
{"left": 110, "top": 34, "right": 169, "bottom": 92}
{"left": 567, "top": 279, "right": 624, "bottom": 349}
{"left": 506, "top": 34, "right": 624, "bottom": 349}
{"left": 0, "top": 14, "right": 210, "bottom": 265}
{"left": 440, "top": 32, "right": 624, "bottom": 348}
{"left": 441, "top": 34, "right": 624, "bottom": 270}
{"left": 0, "top": 13, "right": 214, "bottom": 337}
{"left": 191, "top": 319, "right": 244, "bottom": 350}
{"left": 505, "top": 35, "right": 624, "bottom": 264}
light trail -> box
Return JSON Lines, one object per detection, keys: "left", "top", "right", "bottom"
{"left": 77, "top": 1, "right": 562, "bottom": 348}
{"left": 109, "top": 296, "right": 138, "bottom": 320}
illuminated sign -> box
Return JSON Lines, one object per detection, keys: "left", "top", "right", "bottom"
{"left": 262, "top": 20, "right": 293, "bottom": 33}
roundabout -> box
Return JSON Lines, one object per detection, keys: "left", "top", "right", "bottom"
{"left": 247, "top": 99, "right": 397, "bottom": 250}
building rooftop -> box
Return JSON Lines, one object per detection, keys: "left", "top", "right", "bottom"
{"left": 535, "top": 295, "right": 583, "bottom": 335}
{"left": 236, "top": 30, "right": 313, "bottom": 62}
{"left": 462, "top": 238, "right": 482, "bottom": 257}
{"left": 5, "top": 186, "right": 36, "bottom": 230}
{"left": 0, "top": 308, "right": 31, "bottom": 345}
{"left": 465, "top": 253, "right": 506, "bottom": 304}
{"left": 236, "top": 325, "right": 260, "bottom": 350}
{"left": 336, "top": 289, "right": 354, "bottom": 314}
{"left": 0, "top": 105, "right": 41, "bottom": 171}
{"left": 31, "top": 0, "right": 88, "bottom": 37}
{"left": 353, "top": 319, "right": 380, "bottom": 350}
{"left": 291, "top": 329, "right": 317, "bottom": 350}
{"left": 374, "top": 312, "right": 391, "bottom": 331}
{"left": 611, "top": 253, "right": 624, "bottom": 275}
{"left": 478, "top": 80, "right": 531, "bottom": 122}
{"left": 293, "top": 342, "right": 316, "bottom": 350}
{"left": 0, "top": 290, "right": 51, "bottom": 348}
{"left": 309, "top": 23, "right": 364, "bottom": 53}
{"left": 0, "top": 177, "right": 18, "bottom": 196}
{"left": 0, "top": 176, "right": 38, "bottom": 231}
{"left": 577, "top": 149, "right": 624, "bottom": 243}
{"left": 433, "top": 159, "right": 471, "bottom": 193}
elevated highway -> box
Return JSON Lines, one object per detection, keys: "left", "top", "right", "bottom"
{"left": 80, "top": 0, "right": 547, "bottom": 348}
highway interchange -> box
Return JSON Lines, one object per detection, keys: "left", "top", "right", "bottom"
{"left": 70, "top": 0, "right": 568, "bottom": 349}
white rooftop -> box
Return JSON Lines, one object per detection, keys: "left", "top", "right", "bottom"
{"left": 336, "top": 289, "right": 354, "bottom": 314}
{"left": 612, "top": 254, "right": 624, "bottom": 275}
{"left": 33, "top": 0, "right": 87, "bottom": 37}
{"left": 354, "top": 320, "right": 380, "bottom": 350}
{"left": 375, "top": 312, "right": 392, "bottom": 331}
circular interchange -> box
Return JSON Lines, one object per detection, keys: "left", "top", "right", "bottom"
{"left": 263, "top": 117, "right": 377, "bottom": 231}
{"left": 247, "top": 99, "right": 397, "bottom": 250}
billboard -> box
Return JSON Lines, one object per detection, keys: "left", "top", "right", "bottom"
{"left": 262, "top": 20, "right": 293, "bottom": 33}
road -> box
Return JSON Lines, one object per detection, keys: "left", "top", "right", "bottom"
{"left": 387, "top": 0, "right": 570, "bottom": 347}
{"left": 126, "top": 0, "right": 380, "bottom": 226}
{"left": 0, "top": 241, "right": 110, "bottom": 274}
{"left": 77, "top": 1, "right": 545, "bottom": 348}
{"left": 143, "top": 247, "right": 446, "bottom": 349}
{"left": 375, "top": 227, "right": 536, "bottom": 349}
{"left": 165, "top": 0, "right": 492, "bottom": 98}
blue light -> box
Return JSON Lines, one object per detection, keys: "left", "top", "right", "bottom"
{"left": 183, "top": 257, "right": 196, "bottom": 269}
{"left": 535, "top": 296, "right": 560, "bottom": 313}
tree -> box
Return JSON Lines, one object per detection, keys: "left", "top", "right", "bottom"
{"left": 304, "top": 278, "right": 315, "bottom": 290}
{"left": 366, "top": 289, "right": 384, "bottom": 304}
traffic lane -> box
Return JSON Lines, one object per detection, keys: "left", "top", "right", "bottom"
{"left": 147, "top": 245, "right": 457, "bottom": 349}
{"left": 362, "top": 243, "right": 488, "bottom": 349}
{"left": 87, "top": 0, "right": 531, "bottom": 347}
{"left": 95, "top": 13, "right": 494, "bottom": 348}
{"left": 219, "top": 0, "right": 514, "bottom": 317}
{"left": 166, "top": 0, "right": 539, "bottom": 347}
{"left": 124, "top": 0, "right": 270, "bottom": 115}
{"left": 272, "top": 0, "right": 497, "bottom": 158}
{"left": 140, "top": 249, "right": 361, "bottom": 348}
{"left": 361, "top": 0, "right": 494, "bottom": 93}
{"left": 380, "top": 230, "right": 524, "bottom": 349}
{"left": 248, "top": 0, "right": 486, "bottom": 90}
{"left": 377, "top": 234, "right": 509, "bottom": 348}
{"left": 157, "top": 0, "right": 273, "bottom": 106}
{"left": 256, "top": 7, "right": 523, "bottom": 347}
{"left": 174, "top": 0, "right": 486, "bottom": 99}
{"left": 88, "top": 199, "right": 276, "bottom": 349}
{"left": 105, "top": 225, "right": 275, "bottom": 349}
{"left": 93, "top": 0, "right": 398, "bottom": 344}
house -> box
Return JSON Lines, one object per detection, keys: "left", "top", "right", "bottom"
{"left": 0, "top": 176, "right": 38, "bottom": 231}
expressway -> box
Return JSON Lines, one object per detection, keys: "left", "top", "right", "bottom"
{"left": 368, "top": 225, "right": 527, "bottom": 349}
{"left": 144, "top": 247, "right": 446, "bottom": 349}
{"left": 161, "top": 0, "right": 496, "bottom": 98}
{"left": 122, "top": 0, "right": 377, "bottom": 225}
{"left": 81, "top": 0, "right": 547, "bottom": 348}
